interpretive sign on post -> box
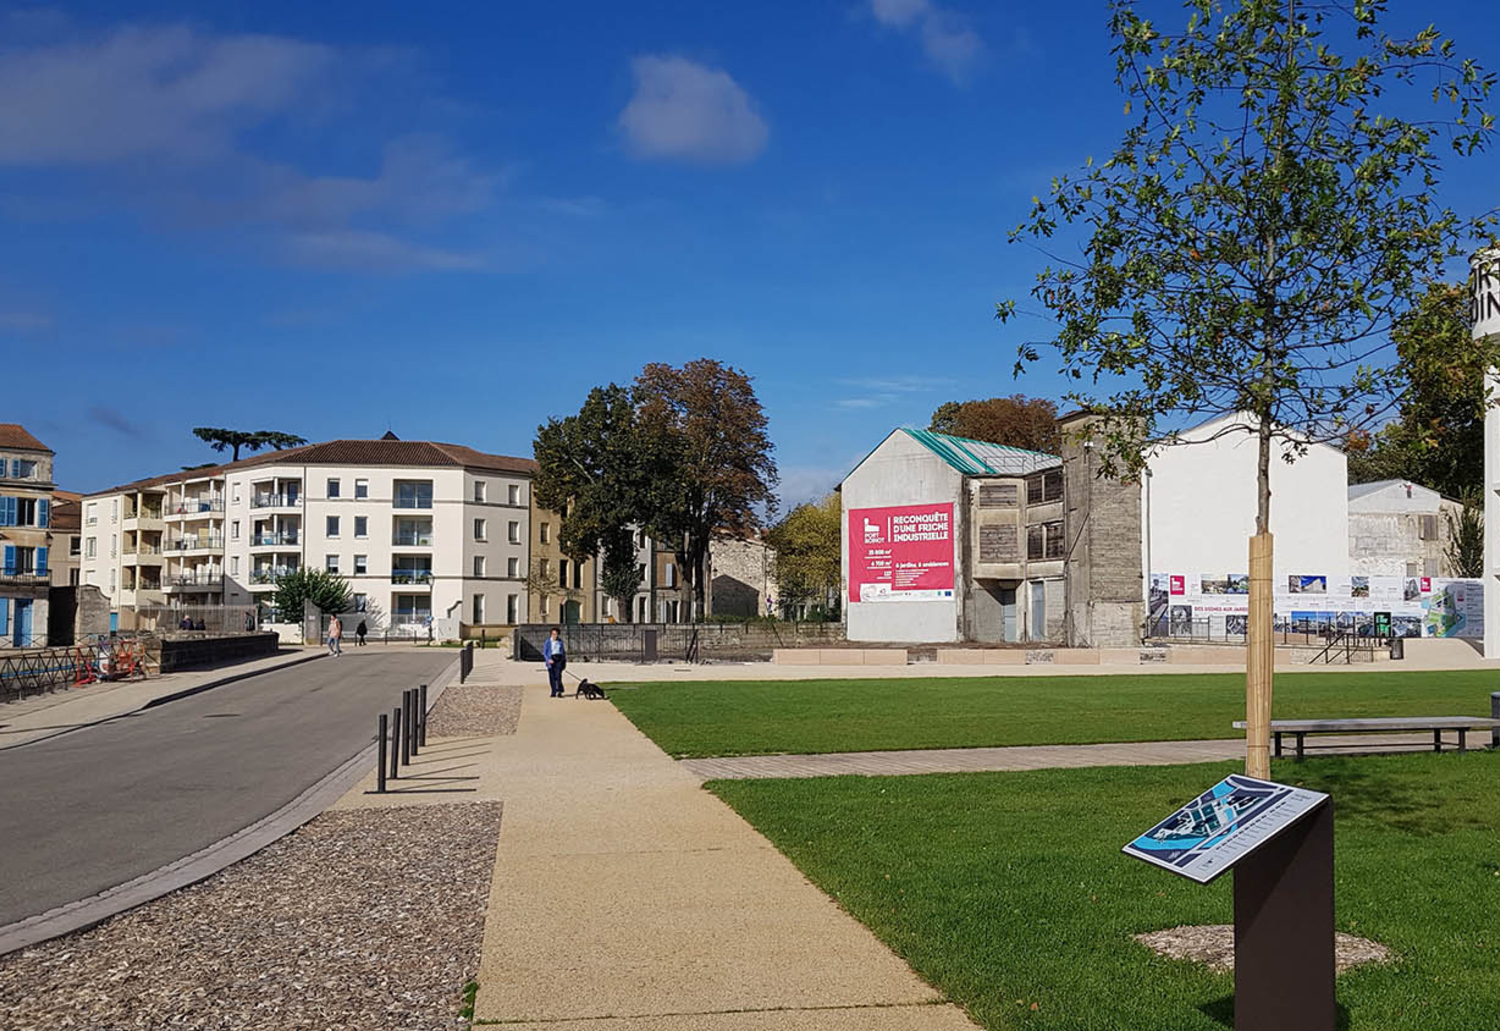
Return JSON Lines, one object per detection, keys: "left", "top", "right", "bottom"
{"left": 1122, "top": 774, "right": 1329, "bottom": 884}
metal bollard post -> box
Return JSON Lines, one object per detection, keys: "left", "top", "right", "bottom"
{"left": 408, "top": 688, "right": 420, "bottom": 758}
{"left": 377, "top": 713, "right": 388, "bottom": 794}
{"left": 1492, "top": 692, "right": 1499, "bottom": 751}
{"left": 401, "top": 690, "right": 412, "bottom": 766}
{"left": 419, "top": 684, "right": 428, "bottom": 747}
{"left": 390, "top": 707, "right": 401, "bottom": 780}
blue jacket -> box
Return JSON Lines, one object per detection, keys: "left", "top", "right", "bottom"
{"left": 544, "top": 637, "right": 565, "bottom": 664}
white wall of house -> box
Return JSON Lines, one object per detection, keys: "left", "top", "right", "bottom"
{"left": 1142, "top": 413, "right": 1350, "bottom": 584}
{"left": 842, "top": 430, "right": 964, "bottom": 643}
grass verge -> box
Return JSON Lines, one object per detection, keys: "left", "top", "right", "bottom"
{"left": 708, "top": 752, "right": 1500, "bottom": 1030}
{"left": 610, "top": 669, "right": 1498, "bottom": 757}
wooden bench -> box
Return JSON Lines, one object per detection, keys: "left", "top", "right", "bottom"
{"left": 1230, "top": 717, "right": 1500, "bottom": 761}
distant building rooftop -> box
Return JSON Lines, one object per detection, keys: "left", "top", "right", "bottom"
{"left": 0, "top": 423, "right": 51, "bottom": 452}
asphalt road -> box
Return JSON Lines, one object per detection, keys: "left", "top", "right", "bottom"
{"left": 0, "top": 649, "right": 453, "bottom": 928}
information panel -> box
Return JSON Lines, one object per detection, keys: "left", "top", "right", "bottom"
{"left": 847, "top": 502, "right": 955, "bottom": 603}
{"left": 1122, "top": 775, "right": 1329, "bottom": 884}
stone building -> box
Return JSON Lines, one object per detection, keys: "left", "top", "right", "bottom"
{"left": 709, "top": 533, "right": 775, "bottom": 619}
{"left": 1347, "top": 480, "right": 1467, "bottom": 578}
{"left": 0, "top": 424, "right": 57, "bottom": 647}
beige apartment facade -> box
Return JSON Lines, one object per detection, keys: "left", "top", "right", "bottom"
{"left": 82, "top": 437, "right": 537, "bottom": 637}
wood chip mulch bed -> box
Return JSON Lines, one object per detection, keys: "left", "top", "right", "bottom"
{"left": 0, "top": 801, "right": 503, "bottom": 1030}
{"left": 1135, "top": 923, "right": 1393, "bottom": 973}
{"left": 425, "top": 685, "right": 522, "bottom": 739}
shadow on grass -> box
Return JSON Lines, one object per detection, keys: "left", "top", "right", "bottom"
{"left": 1285, "top": 758, "right": 1489, "bottom": 837}
{"left": 1200, "top": 995, "right": 1351, "bottom": 1029}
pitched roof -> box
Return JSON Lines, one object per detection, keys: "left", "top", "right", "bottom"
{"left": 49, "top": 490, "right": 82, "bottom": 532}
{"left": 87, "top": 439, "right": 536, "bottom": 497}
{"left": 0, "top": 423, "right": 51, "bottom": 452}
{"left": 899, "top": 428, "right": 1061, "bottom": 475}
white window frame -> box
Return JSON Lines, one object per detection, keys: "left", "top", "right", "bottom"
{"left": 231, "top": 520, "right": 240, "bottom": 540}
{"left": 508, "top": 484, "right": 520, "bottom": 505}
{"left": 354, "top": 554, "right": 368, "bottom": 575}
{"left": 326, "top": 478, "right": 340, "bottom": 499}
{"left": 354, "top": 516, "right": 368, "bottom": 539}
{"left": 508, "top": 521, "right": 520, "bottom": 544}
{"left": 474, "top": 555, "right": 486, "bottom": 577}
{"left": 354, "top": 478, "right": 369, "bottom": 499}
{"left": 474, "top": 480, "right": 487, "bottom": 503}
{"left": 507, "top": 556, "right": 519, "bottom": 578}
{"left": 474, "top": 518, "right": 487, "bottom": 542}
{"left": 472, "top": 593, "right": 485, "bottom": 623}
{"left": 326, "top": 516, "right": 340, "bottom": 538}
{"left": 326, "top": 554, "right": 340, "bottom": 573}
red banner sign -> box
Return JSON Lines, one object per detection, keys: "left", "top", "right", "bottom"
{"left": 848, "top": 502, "right": 956, "bottom": 603}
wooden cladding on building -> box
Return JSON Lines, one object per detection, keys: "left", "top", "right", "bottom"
{"left": 978, "top": 524, "right": 1018, "bottom": 561}
{"left": 977, "top": 483, "right": 1019, "bottom": 508}
{"left": 1025, "top": 468, "right": 1063, "bottom": 505}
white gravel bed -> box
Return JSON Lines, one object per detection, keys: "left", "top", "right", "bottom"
{"left": 425, "top": 685, "right": 522, "bottom": 738}
{"left": 0, "top": 801, "right": 503, "bottom": 1030}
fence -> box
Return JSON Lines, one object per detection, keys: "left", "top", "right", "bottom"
{"left": 513, "top": 621, "right": 846, "bottom": 663}
{"left": 1145, "top": 615, "right": 1404, "bottom": 647}
{"left": 120, "top": 604, "right": 260, "bottom": 635}
{"left": 1, "top": 635, "right": 159, "bottom": 702}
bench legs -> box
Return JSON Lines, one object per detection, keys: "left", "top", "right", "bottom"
{"left": 1459, "top": 728, "right": 1467, "bottom": 755}
{"left": 1274, "top": 731, "right": 1283, "bottom": 759}
{"left": 1296, "top": 732, "right": 1305, "bottom": 763}
{"left": 1434, "top": 729, "right": 1443, "bottom": 753}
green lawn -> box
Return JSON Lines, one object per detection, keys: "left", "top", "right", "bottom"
{"left": 608, "top": 670, "right": 1499, "bottom": 757}
{"left": 710, "top": 752, "right": 1500, "bottom": 1030}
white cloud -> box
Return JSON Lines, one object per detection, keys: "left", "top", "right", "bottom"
{"left": 279, "top": 229, "right": 489, "bottom": 273}
{"left": 868, "top": 0, "right": 983, "bottom": 85}
{"left": 618, "top": 55, "right": 768, "bottom": 165}
{"left": 776, "top": 465, "right": 845, "bottom": 509}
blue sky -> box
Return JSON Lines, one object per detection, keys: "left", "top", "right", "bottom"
{"left": 2, "top": 1, "right": 1496, "bottom": 502}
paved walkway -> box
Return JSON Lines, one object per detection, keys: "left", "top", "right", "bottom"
{"left": 678, "top": 732, "right": 1475, "bottom": 781}
{"left": 0, "top": 648, "right": 323, "bottom": 749}
{"left": 446, "top": 652, "right": 976, "bottom": 1030}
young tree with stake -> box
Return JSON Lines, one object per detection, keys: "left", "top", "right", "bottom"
{"left": 1001, "top": 0, "right": 1497, "bottom": 777}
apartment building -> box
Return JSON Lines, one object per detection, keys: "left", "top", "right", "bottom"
{"left": 526, "top": 500, "right": 597, "bottom": 625}
{"left": 82, "top": 436, "right": 536, "bottom": 635}
{"left": 0, "top": 424, "right": 56, "bottom": 646}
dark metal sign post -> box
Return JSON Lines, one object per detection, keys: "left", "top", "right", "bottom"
{"left": 1122, "top": 775, "right": 1335, "bottom": 1031}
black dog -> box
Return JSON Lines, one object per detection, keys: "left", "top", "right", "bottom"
{"left": 574, "top": 679, "right": 606, "bottom": 700}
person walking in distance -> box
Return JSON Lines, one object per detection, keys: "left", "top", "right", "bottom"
{"left": 356, "top": 619, "right": 368, "bottom": 647}
{"left": 328, "top": 614, "right": 343, "bottom": 657}
{"left": 543, "top": 627, "right": 566, "bottom": 697}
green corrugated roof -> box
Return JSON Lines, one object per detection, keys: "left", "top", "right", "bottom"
{"left": 900, "top": 428, "right": 1060, "bottom": 475}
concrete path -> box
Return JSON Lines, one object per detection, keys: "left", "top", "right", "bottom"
{"left": 461, "top": 662, "right": 977, "bottom": 1029}
{"left": 678, "top": 732, "right": 1478, "bottom": 781}
{"left": 0, "top": 648, "right": 323, "bottom": 749}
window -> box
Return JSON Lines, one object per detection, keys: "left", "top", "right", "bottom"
{"left": 69, "top": 536, "right": 80, "bottom": 557}
{"left": 1418, "top": 514, "right": 1437, "bottom": 540}
{"left": 231, "top": 520, "right": 240, "bottom": 540}
{"left": 507, "top": 557, "right": 519, "bottom": 577}
{"left": 326, "top": 554, "right": 340, "bottom": 572}
{"left": 86, "top": 503, "right": 97, "bottom": 526}
{"left": 664, "top": 562, "right": 676, "bottom": 588}
{"left": 573, "top": 561, "right": 581, "bottom": 590}
{"left": 232, "top": 485, "right": 241, "bottom": 505}
{"left": 508, "top": 484, "right": 520, "bottom": 505}
{"left": 9, "top": 498, "right": 38, "bottom": 525}
{"left": 506, "top": 594, "right": 518, "bottom": 623}
{"left": 540, "top": 522, "right": 550, "bottom": 544}
{"left": 636, "top": 529, "right": 645, "bottom": 548}
{"left": 1025, "top": 468, "right": 1064, "bottom": 505}
{"left": 354, "top": 516, "right": 368, "bottom": 539}
{"left": 86, "top": 537, "right": 97, "bottom": 559}
{"left": 474, "top": 481, "right": 487, "bottom": 503}
{"left": 112, "top": 499, "right": 119, "bottom": 522}
{"left": 70, "top": 569, "right": 79, "bottom": 586}
{"left": 508, "top": 521, "right": 520, "bottom": 543}
{"left": 474, "top": 518, "right": 487, "bottom": 541}
{"left": 540, "top": 558, "right": 550, "bottom": 577}
{"left": 558, "top": 559, "right": 569, "bottom": 588}
{"left": 354, "top": 478, "right": 368, "bottom": 499}
{"left": 354, "top": 593, "right": 368, "bottom": 612}
{"left": 326, "top": 516, "right": 340, "bottom": 538}
{"left": 111, "top": 534, "right": 117, "bottom": 558}
{"left": 540, "top": 595, "right": 549, "bottom": 617}
{"left": 474, "top": 555, "right": 486, "bottom": 577}
{"left": 327, "top": 478, "right": 340, "bottom": 499}
{"left": 394, "top": 480, "right": 433, "bottom": 509}
{"left": 1026, "top": 521, "right": 1065, "bottom": 560}
{"left": 8, "top": 458, "right": 36, "bottom": 478}
{"left": 230, "top": 556, "right": 240, "bottom": 575}
{"left": 355, "top": 555, "right": 368, "bottom": 575}
{"left": 638, "top": 597, "right": 647, "bottom": 622}
{"left": 109, "top": 569, "right": 116, "bottom": 590}
{"left": 472, "top": 594, "right": 485, "bottom": 623}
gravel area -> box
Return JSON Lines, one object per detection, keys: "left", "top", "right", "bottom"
{"left": 1135, "top": 924, "right": 1392, "bottom": 973}
{"left": 425, "top": 684, "right": 522, "bottom": 738}
{"left": 0, "top": 801, "right": 503, "bottom": 1030}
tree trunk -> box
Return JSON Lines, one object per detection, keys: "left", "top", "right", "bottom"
{"left": 1246, "top": 414, "right": 1275, "bottom": 779}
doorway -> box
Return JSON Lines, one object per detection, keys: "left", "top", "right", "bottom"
{"left": 1030, "top": 582, "right": 1046, "bottom": 642}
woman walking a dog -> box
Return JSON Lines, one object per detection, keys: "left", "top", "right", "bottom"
{"left": 543, "top": 627, "right": 567, "bottom": 697}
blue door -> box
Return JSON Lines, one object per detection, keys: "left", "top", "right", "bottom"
{"left": 110, "top": 611, "right": 119, "bottom": 632}
{"left": 14, "top": 599, "right": 32, "bottom": 647}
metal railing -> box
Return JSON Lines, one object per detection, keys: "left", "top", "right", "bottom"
{"left": 165, "top": 537, "right": 225, "bottom": 551}
{"left": 169, "top": 500, "right": 224, "bottom": 515}
{"left": 1144, "top": 615, "right": 1407, "bottom": 649}
{"left": 393, "top": 497, "right": 433, "bottom": 510}
{"left": 251, "top": 567, "right": 297, "bottom": 584}
{"left": 392, "top": 532, "right": 434, "bottom": 546}
{"left": 251, "top": 494, "right": 301, "bottom": 509}
{"left": 131, "top": 543, "right": 162, "bottom": 555}
{"left": 125, "top": 510, "right": 164, "bottom": 521}
{"left": 391, "top": 570, "right": 434, "bottom": 585}
{"left": 0, "top": 570, "right": 49, "bottom": 585}
{"left": 166, "top": 575, "right": 224, "bottom": 588}
{"left": 251, "top": 532, "right": 300, "bottom": 547}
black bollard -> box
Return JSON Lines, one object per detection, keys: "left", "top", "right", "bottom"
{"left": 407, "top": 688, "right": 419, "bottom": 758}
{"left": 401, "top": 690, "right": 412, "bottom": 766}
{"left": 1492, "top": 692, "right": 1499, "bottom": 751}
{"left": 377, "top": 713, "right": 388, "bottom": 794}
{"left": 418, "top": 684, "right": 428, "bottom": 746}
{"left": 390, "top": 706, "right": 401, "bottom": 779}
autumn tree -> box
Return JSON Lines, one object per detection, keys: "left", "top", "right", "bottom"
{"left": 193, "top": 428, "right": 307, "bottom": 462}
{"left": 766, "top": 494, "right": 841, "bottom": 618}
{"left": 928, "top": 395, "right": 1060, "bottom": 452}
{"left": 1347, "top": 282, "right": 1488, "bottom": 497}
{"left": 1000, "top": 0, "right": 1497, "bottom": 777}
{"left": 635, "top": 359, "right": 779, "bottom": 620}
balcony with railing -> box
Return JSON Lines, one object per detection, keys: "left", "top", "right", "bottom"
{"left": 166, "top": 499, "right": 225, "bottom": 519}
{"left": 164, "top": 573, "right": 224, "bottom": 590}
{"left": 0, "top": 568, "right": 48, "bottom": 587}
{"left": 250, "top": 531, "right": 301, "bottom": 549}
{"left": 251, "top": 492, "right": 301, "bottom": 510}
{"left": 391, "top": 568, "right": 434, "bottom": 586}
{"left": 250, "top": 566, "right": 299, "bottom": 587}
{"left": 165, "top": 536, "right": 225, "bottom": 552}
{"left": 392, "top": 530, "right": 434, "bottom": 547}
{"left": 122, "top": 542, "right": 163, "bottom": 564}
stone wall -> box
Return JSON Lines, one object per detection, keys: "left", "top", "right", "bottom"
{"left": 514, "top": 621, "right": 845, "bottom": 662}
{"left": 709, "top": 537, "right": 775, "bottom": 618}
{"left": 1060, "top": 415, "right": 1145, "bottom": 648}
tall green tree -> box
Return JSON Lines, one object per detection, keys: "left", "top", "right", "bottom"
{"left": 1444, "top": 490, "right": 1484, "bottom": 577}
{"left": 599, "top": 529, "right": 644, "bottom": 623}
{"left": 636, "top": 359, "right": 779, "bottom": 620}
{"left": 271, "top": 568, "right": 352, "bottom": 620}
{"left": 1347, "top": 282, "right": 1488, "bottom": 497}
{"left": 193, "top": 428, "right": 308, "bottom": 462}
{"left": 929, "top": 395, "right": 1060, "bottom": 453}
{"left": 1000, "top": 0, "right": 1496, "bottom": 774}
{"left": 766, "top": 494, "right": 842, "bottom": 618}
